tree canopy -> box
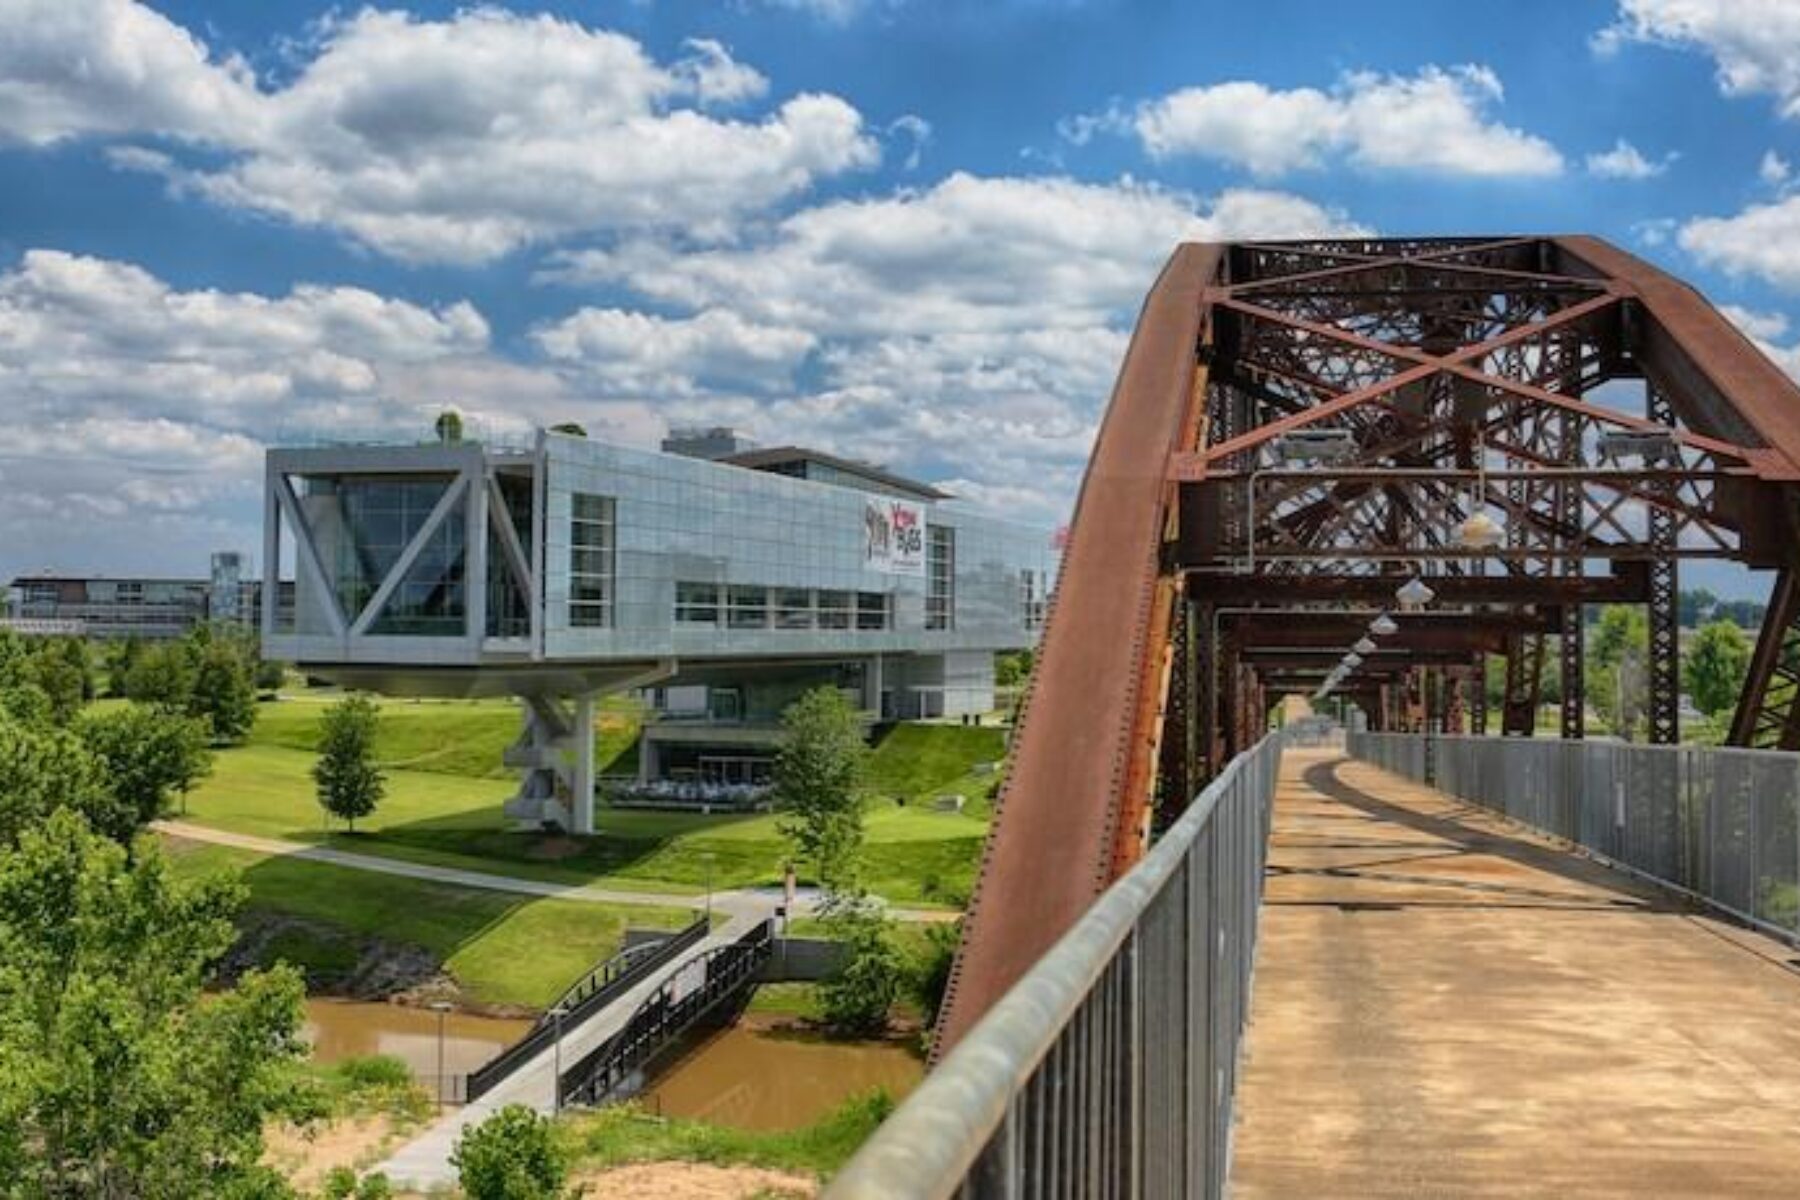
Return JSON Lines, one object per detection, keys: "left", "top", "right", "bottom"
{"left": 315, "top": 695, "right": 386, "bottom": 832}
{"left": 774, "top": 686, "right": 870, "bottom": 897}
{"left": 1684, "top": 619, "right": 1751, "bottom": 718}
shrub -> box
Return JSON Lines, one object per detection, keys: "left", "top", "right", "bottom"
{"left": 452, "top": 1104, "right": 568, "bottom": 1200}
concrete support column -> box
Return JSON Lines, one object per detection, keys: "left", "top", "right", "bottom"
{"left": 572, "top": 692, "right": 596, "bottom": 835}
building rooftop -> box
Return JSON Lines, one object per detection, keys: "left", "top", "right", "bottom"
{"left": 720, "top": 445, "right": 951, "bottom": 501}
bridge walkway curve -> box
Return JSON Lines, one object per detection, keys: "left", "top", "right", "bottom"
{"left": 1231, "top": 746, "right": 1800, "bottom": 1199}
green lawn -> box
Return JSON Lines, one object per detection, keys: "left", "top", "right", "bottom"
{"left": 166, "top": 840, "right": 694, "bottom": 1010}
{"left": 181, "top": 700, "right": 1001, "bottom": 906}
{"left": 559, "top": 1092, "right": 896, "bottom": 1180}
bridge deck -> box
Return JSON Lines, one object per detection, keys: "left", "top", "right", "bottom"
{"left": 1231, "top": 747, "right": 1800, "bottom": 1198}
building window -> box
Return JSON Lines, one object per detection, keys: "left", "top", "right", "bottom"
{"left": 676, "top": 582, "right": 720, "bottom": 626}
{"left": 817, "top": 589, "right": 853, "bottom": 631}
{"left": 926, "top": 525, "right": 955, "bottom": 631}
{"left": 856, "top": 591, "right": 890, "bottom": 631}
{"left": 727, "top": 585, "right": 769, "bottom": 630}
{"left": 569, "top": 493, "right": 615, "bottom": 628}
{"left": 1021, "top": 569, "right": 1047, "bottom": 633}
{"left": 774, "top": 588, "right": 814, "bottom": 630}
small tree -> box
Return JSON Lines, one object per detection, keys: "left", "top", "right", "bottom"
{"left": 189, "top": 636, "right": 257, "bottom": 743}
{"left": 905, "top": 919, "right": 962, "bottom": 1029}
{"left": 1684, "top": 618, "right": 1751, "bottom": 718}
{"left": 79, "top": 705, "right": 214, "bottom": 836}
{"left": 315, "top": 695, "right": 385, "bottom": 832}
{"left": 435, "top": 409, "right": 464, "bottom": 444}
{"left": 774, "top": 686, "right": 870, "bottom": 898}
{"left": 108, "top": 636, "right": 145, "bottom": 698}
{"left": 29, "top": 649, "right": 85, "bottom": 725}
{"left": 126, "top": 642, "right": 196, "bottom": 712}
{"left": 451, "top": 1104, "right": 567, "bottom": 1200}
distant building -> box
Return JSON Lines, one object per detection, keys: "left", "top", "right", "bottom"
{"left": 4, "top": 563, "right": 289, "bottom": 640}
{"left": 263, "top": 427, "right": 1058, "bottom": 832}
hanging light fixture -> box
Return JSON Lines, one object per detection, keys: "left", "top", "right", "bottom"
{"left": 1455, "top": 432, "right": 1507, "bottom": 551}
{"left": 1396, "top": 577, "right": 1435, "bottom": 609}
{"left": 1353, "top": 636, "right": 1377, "bottom": 655}
{"left": 1369, "top": 613, "right": 1399, "bottom": 637}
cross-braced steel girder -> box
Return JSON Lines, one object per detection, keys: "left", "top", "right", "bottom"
{"left": 937, "top": 236, "right": 1800, "bottom": 1060}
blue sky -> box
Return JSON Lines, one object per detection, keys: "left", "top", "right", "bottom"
{"left": 4, "top": 0, "right": 1800, "bottom": 599}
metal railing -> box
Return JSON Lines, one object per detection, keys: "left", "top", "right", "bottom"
{"left": 465, "top": 917, "right": 709, "bottom": 1101}
{"left": 561, "top": 918, "right": 775, "bottom": 1108}
{"left": 1348, "top": 732, "right": 1800, "bottom": 944}
{"left": 826, "top": 732, "right": 1283, "bottom": 1200}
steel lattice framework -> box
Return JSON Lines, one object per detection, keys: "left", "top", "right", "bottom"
{"left": 936, "top": 235, "right": 1800, "bottom": 1056}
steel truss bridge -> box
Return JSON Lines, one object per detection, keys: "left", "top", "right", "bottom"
{"left": 938, "top": 235, "right": 1800, "bottom": 1054}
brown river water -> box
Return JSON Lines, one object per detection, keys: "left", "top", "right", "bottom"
{"left": 304, "top": 1002, "right": 922, "bottom": 1130}
{"left": 642, "top": 1020, "right": 924, "bottom": 1131}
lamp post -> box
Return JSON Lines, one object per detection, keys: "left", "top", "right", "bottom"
{"left": 702, "top": 851, "right": 715, "bottom": 922}
{"left": 429, "top": 1001, "right": 453, "bottom": 1110}
{"left": 550, "top": 1003, "right": 568, "bottom": 1114}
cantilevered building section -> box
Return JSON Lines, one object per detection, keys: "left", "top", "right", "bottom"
{"left": 262, "top": 428, "right": 1055, "bottom": 833}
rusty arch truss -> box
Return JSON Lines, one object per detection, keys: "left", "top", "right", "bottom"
{"left": 936, "top": 235, "right": 1800, "bottom": 1054}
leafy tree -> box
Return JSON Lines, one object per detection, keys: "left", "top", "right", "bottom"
{"left": 904, "top": 919, "right": 961, "bottom": 1029}
{"left": 452, "top": 1104, "right": 568, "bottom": 1200}
{"left": 315, "top": 695, "right": 385, "bottom": 832}
{"left": 109, "top": 635, "right": 146, "bottom": 697}
{"left": 0, "top": 714, "right": 113, "bottom": 847}
{"left": 0, "top": 682, "right": 54, "bottom": 728}
{"left": 29, "top": 647, "right": 85, "bottom": 725}
{"left": 1684, "top": 619, "right": 1751, "bottom": 717}
{"left": 0, "top": 808, "right": 315, "bottom": 1196}
{"left": 435, "top": 409, "right": 464, "bottom": 444}
{"left": 126, "top": 641, "right": 197, "bottom": 711}
{"left": 774, "top": 686, "right": 870, "bottom": 897}
{"left": 1587, "top": 605, "right": 1650, "bottom": 738}
{"left": 818, "top": 904, "right": 905, "bottom": 1036}
{"left": 190, "top": 634, "right": 258, "bottom": 743}
{"left": 0, "top": 628, "right": 28, "bottom": 688}
{"left": 995, "top": 649, "right": 1034, "bottom": 689}
{"left": 79, "top": 705, "right": 214, "bottom": 834}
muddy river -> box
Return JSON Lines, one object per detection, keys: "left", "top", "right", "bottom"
{"left": 303, "top": 998, "right": 531, "bottom": 1081}
{"left": 642, "top": 1020, "right": 924, "bottom": 1131}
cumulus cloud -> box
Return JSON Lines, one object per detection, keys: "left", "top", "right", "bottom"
{"left": 1586, "top": 138, "right": 1675, "bottom": 179}
{"left": 1, "top": 2, "right": 878, "bottom": 264}
{"left": 536, "top": 173, "right": 1367, "bottom": 516}
{"left": 1679, "top": 196, "right": 1800, "bottom": 289}
{"left": 1723, "top": 304, "right": 1800, "bottom": 379}
{"left": 1761, "top": 149, "right": 1792, "bottom": 186}
{"left": 1087, "top": 66, "right": 1562, "bottom": 178}
{"left": 1598, "top": 0, "right": 1800, "bottom": 117}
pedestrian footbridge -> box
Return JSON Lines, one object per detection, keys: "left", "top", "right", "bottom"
{"left": 830, "top": 733, "right": 1800, "bottom": 1198}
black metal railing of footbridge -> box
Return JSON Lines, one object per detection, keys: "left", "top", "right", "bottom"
{"left": 560, "top": 918, "right": 775, "bottom": 1108}
{"left": 466, "top": 915, "right": 710, "bottom": 1101}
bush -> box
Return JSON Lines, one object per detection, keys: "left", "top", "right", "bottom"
{"left": 906, "top": 920, "right": 960, "bottom": 1028}
{"left": 320, "top": 1167, "right": 392, "bottom": 1199}
{"left": 817, "top": 906, "right": 904, "bottom": 1037}
{"left": 452, "top": 1104, "right": 568, "bottom": 1200}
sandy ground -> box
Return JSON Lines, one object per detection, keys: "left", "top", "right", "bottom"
{"left": 266, "top": 1114, "right": 408, "bottom": 1192}
{"left": 1230, "top": 749, "right": 1800, "bottom": 1198}
{"left": 570, "top": 1162, "right": 815, "bottom": 1198}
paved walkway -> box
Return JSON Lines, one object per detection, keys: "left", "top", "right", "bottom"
{"left": 1230, "top": 748, "right": 1800, "bottom": 1199}
{"left": 153, "top": 819, "right": 955, "bottom": 923}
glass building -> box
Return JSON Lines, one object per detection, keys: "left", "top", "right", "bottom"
{"left": 263, "top": 428, "right": 1057, "bottom": 832}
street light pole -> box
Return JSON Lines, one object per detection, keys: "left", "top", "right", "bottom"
{"left": 551, "top": 1004, "right": 566, "bottom": 1114}
{"left": 429, "top": 1001, "right": 453, "bottom": 1110}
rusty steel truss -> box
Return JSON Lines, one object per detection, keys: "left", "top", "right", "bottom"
{"left": 936, "top": 235, "right": 1800, "bottom": 1056}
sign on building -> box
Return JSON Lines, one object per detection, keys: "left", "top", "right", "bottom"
{"left": 864, "top": 497, "right": 926, "bottom": 576}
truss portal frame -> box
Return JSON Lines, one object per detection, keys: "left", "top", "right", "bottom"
{"left": 937, "top": 235, "right": 1800, "bottom": 1058}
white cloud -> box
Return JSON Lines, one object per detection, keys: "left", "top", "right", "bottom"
{"left": 1586, "top": 138, "right": 1675, "bottom": 179}
{"left": 533, "top": 308, "right": 817, "bottom": 395}
{"left": 1723, "top": 303, "right": 1800, "bottom": 378}
{"left": 1599, "top": 1, "right": 1800, "bottom": 117}
{"left": 537, "top": 173, "right": 1367, "bottom": 517}
{"left": 2, "top": 2, "right": 878, "bottom": 264}
{"left": 1110, "top": 66, "right": 1562, "bottom": 178}
{"left": 1679, "top": 196, "right": 1800, "bottom": 289}
{"left": 1761, "top": 149, "right": 1792, "bottom": 185}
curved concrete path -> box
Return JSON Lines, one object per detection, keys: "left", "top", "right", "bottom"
{"left": 153, "top": 819, "right": 956, "bottom": 922}
{"left": 1230, "top": 748, "right": 1800, "bottom": 1199}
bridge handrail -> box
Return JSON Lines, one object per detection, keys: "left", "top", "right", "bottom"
{"left": 1347, "top": 731, "right": 1800, "bottom": 946}
{"left": 465, "top": 916, "right": 709, "bottom": 1101}
{"left": 826, "top": 731, "right": 1283, "bottom": 1200}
